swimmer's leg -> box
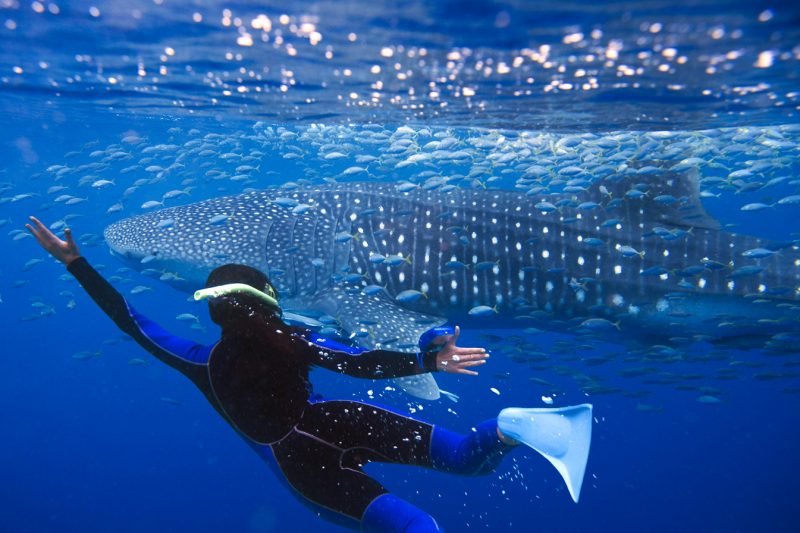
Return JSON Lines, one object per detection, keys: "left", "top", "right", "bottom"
{"left": 299, "top": 400, "right": 512, "bottom": 475}
{"left": 429, "top": 419, "right": 513, "bottom": 476}
{"left": 298, "top": 400, "right": 435, "bottom": 467}
{"left": 266, "top": 423, "right": 442, "bottom": 532}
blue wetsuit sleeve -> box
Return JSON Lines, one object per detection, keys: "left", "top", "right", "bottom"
{"left": 127, "top": 306, "right": 213, "bottom": 364}
{"left": 67, "top": 257, "right": 211, "bottom": 376}
{"left": 293, "top": 329, "right": 439, "bottom": 378}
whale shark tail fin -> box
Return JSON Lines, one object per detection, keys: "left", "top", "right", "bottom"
{"left": 497, "top": 404, "right": 593, "bottom": 503}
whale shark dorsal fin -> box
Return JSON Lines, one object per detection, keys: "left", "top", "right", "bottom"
{"left": 303, "top": 287, "right": 447, "bottom": 400}
{"left": 591, "top": 169, "right": 721, "bottom": 231}
{"left": 657, "top": 168, "right": 721, "bottom": 230}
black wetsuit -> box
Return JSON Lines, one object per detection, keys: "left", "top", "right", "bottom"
{"left": 68, "top": 257, "right": 511, "bottom": 532}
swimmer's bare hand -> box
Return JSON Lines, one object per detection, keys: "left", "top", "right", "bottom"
{"left": 26, "top": 216, "right": 81, "bottom": 265}
{"left": 435, "top": 325, "right": 489, "bottom": 376}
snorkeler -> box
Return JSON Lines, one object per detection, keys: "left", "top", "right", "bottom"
{"left": 27, "top": 215, "right": 593, "bottom": 532}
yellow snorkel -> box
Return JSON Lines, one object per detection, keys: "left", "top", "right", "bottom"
{"left": 194, "top": 283, "right": 281, "bottom": 313}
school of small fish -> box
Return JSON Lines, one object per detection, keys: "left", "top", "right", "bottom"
{"left": 2, "top": 120, "right": 800, "bottom": 408}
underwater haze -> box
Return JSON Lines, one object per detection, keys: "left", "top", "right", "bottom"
{"left": 1, "top": 1, "right": 800, "bottom": 532}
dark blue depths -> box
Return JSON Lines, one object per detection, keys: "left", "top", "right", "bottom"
{"left": 1, "top": 115, "right": 799, "bottom": 533}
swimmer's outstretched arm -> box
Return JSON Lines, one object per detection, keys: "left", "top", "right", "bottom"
{"left": 26, "top": 216, "right": 212, "bottom": 378}
{"left": 293, "top": 325, "right": 488, "bottom": 379}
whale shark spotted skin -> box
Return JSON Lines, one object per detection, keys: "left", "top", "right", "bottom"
{"left": 104, "top": 178, "right": 800, "bottom": 393}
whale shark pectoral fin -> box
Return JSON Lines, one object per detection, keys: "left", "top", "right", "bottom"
{"left": 307, "top": 287, "right": 447, "bottom": 350}
{"left": 393, "top": 373, "right": 441, "bottom": 401}
{"left": 307, "top": 287, "right": 447, "bottom": 400}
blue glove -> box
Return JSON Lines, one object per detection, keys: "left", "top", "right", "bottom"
{"left": 418, "top": 325, "right": 455, "bottom": 352}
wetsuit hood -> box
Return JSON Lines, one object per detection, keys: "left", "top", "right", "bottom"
{"left": 204, "top": 264, "right": 280, "bottom": 328}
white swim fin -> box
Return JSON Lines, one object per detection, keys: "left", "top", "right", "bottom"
{"left": 497, "top": 404, "right": 593, "bottom": 503}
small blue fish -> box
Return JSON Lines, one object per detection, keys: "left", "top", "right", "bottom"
{"left": 468, "top": 305, "right": 498, "bottom": 317}
{"left": 618, "top": 245, "right": 644, "bottom": 258}
{"left": 555, "top": 198, "right": 575, "bottom": 208}
{"left": 384, "top": 254, "right": 410, "bottom": 266}
{"left": 274, "top": 197, "right": 299, "bottom": 208}
{"left": 727, "top": 266, "right": 764, "bottom": 279}
{"left": 654, "top": 195, "right": 677, "bottom": 205}
{"left": 652, "top": 227, "right": 674, "bottom": 238}
{"left": 535, "top": 201, "right": 557, "bottom": 213}
{"left": 397, "top": 182, "right": 419, "bottom": 192}
{"left": 445, "top": 260, "right": 469, "bottom": 270}
{"left": 474, "top": 260, "right": 499, "bottom": 271}
{"left": 741, "top": 203, "right": 771, "bottom": 212}
{"left": 130, "top": 285, "right": 152, "bottom": 294}
{"left": 625, "top": 189, "right": 646, "bottom": 199}
{"left": 335, "top": 232, "right": 357, "bottom": 243}
{"left": 742, "top": 248, "right": 777, "bottom": 259}
{"left": 777, "top": 195, "right": 800, "bottom": 205}
{"left": 363, "top": 285, "right": 386, "bottom": 296}
{"left": 291, "top": 204, "right": 312, "bottom": 215}
{"left": 701, "top": 259, "right": 730, "bottom": 271}
{"left": 579, "top": 318, "right": 620, "bottom": 330}
{"left": 396, "top": 289, "right": 426, "bottom": 303}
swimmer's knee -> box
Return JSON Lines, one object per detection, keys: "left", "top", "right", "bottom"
{"left": 361, "top": 493, "right": 442, "bottom": 532}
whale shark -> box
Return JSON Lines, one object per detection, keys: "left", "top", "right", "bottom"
{"left": 104, "top": 176, "right": 800, "bottom": 397}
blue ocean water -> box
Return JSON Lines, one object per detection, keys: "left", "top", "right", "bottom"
{"left": 1, "top": 1, "right": 800, "bottom": 532}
